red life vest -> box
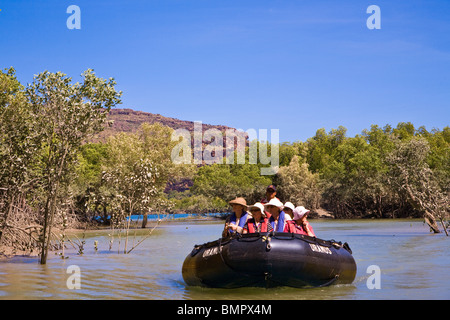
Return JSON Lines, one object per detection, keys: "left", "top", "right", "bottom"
{"left": 285, "top": 221, "right": 315, "bottom": 236}
{"left": 247, "top": 218, "right": 269, "bottom": 233}
{"left": 284, "top": 220, "right": 301, "bottom": 233}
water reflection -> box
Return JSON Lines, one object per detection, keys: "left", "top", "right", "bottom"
{"left": 180, "top": 283, "right": 359, "bottom": 300}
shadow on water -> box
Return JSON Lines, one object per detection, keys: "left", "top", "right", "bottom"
{"left": 180, "top": 282, "right": 359, "bottom": 300}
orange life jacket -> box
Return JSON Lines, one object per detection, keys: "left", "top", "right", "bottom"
{"left": 246, "top": 218, "right": 270, "bottom": 233}
{"left": 285, "top": 220, "right": 316, "bottom": 236}
{"left": 284, "top": 220, "right": 300, "bottom": 233}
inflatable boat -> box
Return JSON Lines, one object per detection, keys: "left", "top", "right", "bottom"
{"left": 182, "top": 232, "right": 356, "bottom": 288}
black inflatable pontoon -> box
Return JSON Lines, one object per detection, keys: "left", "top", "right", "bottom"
{"left": 182, "top": 232, "right": 356, "bottom": 288}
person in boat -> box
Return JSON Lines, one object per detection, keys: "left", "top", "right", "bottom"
{"left": 261, "top": 185, "right": 280, "bottom": 218}
{"left": 292, "top": 206, "right": 316, "bottom": 237}
{"left": 260, "top": 185, "right": 280, "bottom": 205}
{"left": 283, "top": 202, "right": 295, "bottom": 220}
{"left": 222, "top": 197, "right": 250, "bottom": 237}
{"left": 243, "top": 202, "right": 273, "bottom": 233}
{"left": 264, "top": 198, "right": 297, "bottom": 233}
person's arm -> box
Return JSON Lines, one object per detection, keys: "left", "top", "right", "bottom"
{"left": 303, "top": 221, "right": 315, "bottom": 237}
{"left": 222, "top": 217, "right": 231, "bottom": 237}
{"left": 228, "top": 223, "right": 244, "bottom": 234}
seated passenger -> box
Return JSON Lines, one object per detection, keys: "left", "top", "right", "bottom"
{"left": 244, "top": 203, "right": 272, "bottom": 233}
{"left": 292, "top": 206, "right": 316, "bottom": 237}
{"left": 263, "top": 198, "right": 296, "bottom": 233}
{"left": 283, "top": 202, "right": 295, "bottom": 220}
{"left": 222, "top": 197, "right": 249, "bottom": 237}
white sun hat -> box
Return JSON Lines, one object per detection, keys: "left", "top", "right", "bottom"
{"left": 283, "top": 202, "right": 295, "bottom": 211}
{"left": 263, "top": 198, "right": 284, "bottom": 210}
{"left": 247, "top": 202, "right": 266, "bottom": 217}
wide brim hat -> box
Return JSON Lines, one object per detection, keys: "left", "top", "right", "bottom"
{"left": 248, "top": 202, "right": 266, "bottom": 217}
{"left": 263, "top": 198, "right": 284, "bottom": 210}
{"left": 293, "top": 206, "right": 310, "bottom": 220}
{"left": 283, "top": 202, "right": 295, "bottom": 211}
{"left": 228, "top": 197, "right": 247, "bottom": 208}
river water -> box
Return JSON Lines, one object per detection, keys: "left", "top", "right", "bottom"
{"left": 0, "top": 219, "right": 448, "bottom": 300}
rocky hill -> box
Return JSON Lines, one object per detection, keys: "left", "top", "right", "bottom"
{"left": 95, "top": 108, "right": 247, "bottom": 145}
{"left": 94, "top": 108, "right": 248, "bottom": 193}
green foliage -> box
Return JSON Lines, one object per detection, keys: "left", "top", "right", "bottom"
{"left": 0, "top": 68, "right": 123, "bottom": 262}
{"left": 172, "top": 193, "right": 227, "bottom": 214}
{"left": 301, "top": 123, "right": 449, "bottom": 223}
{"left": 76, "top": 143, "right": 109, "bottom": 186}
{"left": 191, "top": 163, "right": 272, "bottom": 206}
{"left": 0, "top": 68, "right": 39, "bottom": 244}
{"left": 276, "top": 155, "right": 321, "bottom": 210}
{"left": 0, "top": 68, "right": 36, "bottom": 191}
{"left": 75, "top": 123, "right": 195, "bottom": 226}
{"left": 306, "top": 126, "right": 347, "bottom": 173}
{"left": 279, "top": 141, "right": 307, "bottom": 167}
{"left": 0, "top": 68, "right": 32, "bottom": 189}
{"left": 386, "top": 137, "right": 448, "bottom": 231}
{"left": 25, "top": 69, "right": 122, "bottom": 263}
{"left": 320, "top": 134, "right": 391, "bottom": 218}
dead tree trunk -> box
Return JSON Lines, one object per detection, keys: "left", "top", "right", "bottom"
{"left": 141, "top": 213, "right": 148, "bottom": 228}
{"left": 404, "top": 184, "right": 441, "bottom": 233}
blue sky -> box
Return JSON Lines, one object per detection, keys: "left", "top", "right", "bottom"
{"left": 1, "top": 0, "right": 449, "bottom": 142}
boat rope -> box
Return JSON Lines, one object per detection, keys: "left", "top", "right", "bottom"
{"left": 317, "top": 275, "right": 340, "bottom": 287}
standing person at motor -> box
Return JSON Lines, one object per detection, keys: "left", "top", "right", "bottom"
{"left": 222, "top": 197, "right": 250, "bottom": 238}
{"left": 244, "top": 203, "right": 273, "bottom": 233}
{"left": 260, "top": 185, "right": 280, "bottom": 204}
{"left": 292, "top": 206, "right": 316, "bottom": 237}
{"left": 261, "top": 185, "right": 280, "bottom": 219}
{"left": 263, "top": 198, "right": 297, "bottom": 233}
